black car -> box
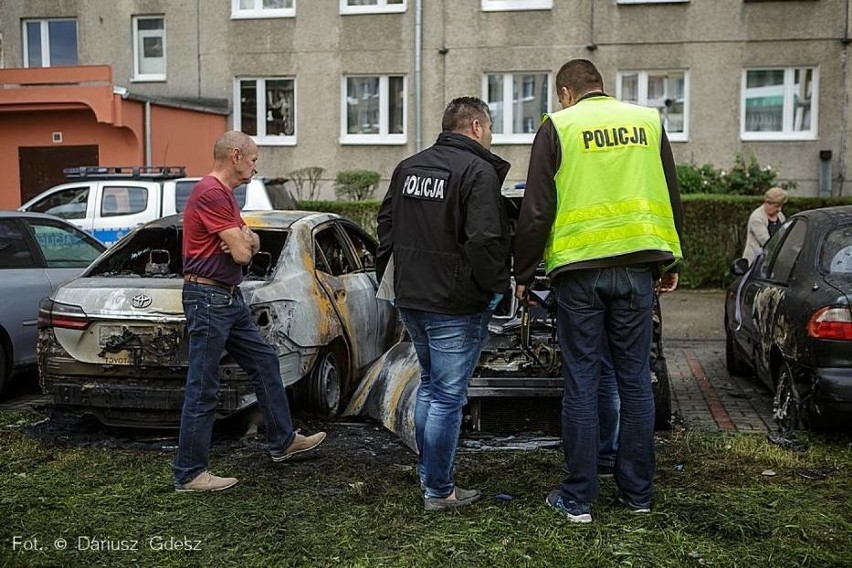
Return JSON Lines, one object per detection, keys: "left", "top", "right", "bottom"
{"left": 725, "top": 206, "right": 852, "bottom": 431}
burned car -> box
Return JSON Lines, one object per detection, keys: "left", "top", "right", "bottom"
{"left": 38, "top": 211, "right": 398, "bottom": 427}
{"left": 345, "top": 188, "right": 672, "bottom": 450}
{"left": 725, "top": 205, "right": 852, "bottom": 431}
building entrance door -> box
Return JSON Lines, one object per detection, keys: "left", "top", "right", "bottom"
{"left": 18, "top": 145, "right": 99, "bottom": 205}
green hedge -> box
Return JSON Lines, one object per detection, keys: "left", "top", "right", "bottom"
{"left": 298, "top": 195, "right": 852, "bottom": 289}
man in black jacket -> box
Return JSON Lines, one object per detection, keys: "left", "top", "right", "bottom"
{"left": 376, "top": 97, "right": 510, "bottom": 511}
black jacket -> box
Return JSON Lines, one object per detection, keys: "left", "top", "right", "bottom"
{"left": 376, "top": 132, "right": 511, "bottom": 314}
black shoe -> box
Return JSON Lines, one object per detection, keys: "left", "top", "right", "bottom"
{"left": 614, "top": 491, "right": 651, "bottom": 513}
{"left": 545, "top": 490, "right": 592, "bottom": 523}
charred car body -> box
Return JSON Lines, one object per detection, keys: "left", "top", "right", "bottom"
{"left": 725, "top": 206, "right": 852, "bottom": 431}
{"left": 346, "top": 188, "right": 672, "bottom": 450}
{"left": 38, "top": 211, "right": 398, "bottom": 427}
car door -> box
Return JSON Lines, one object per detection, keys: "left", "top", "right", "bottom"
{"left": 20, "top": 183, "right": 95, "bottom": 233}
{"left": 0, "top": 218, "right": 51, "bottom": 367}
{"left": 313, "top": 223, "right": 380, "bottom": 373}
{"left": 745, "top": 219, "right": 808, "bottom": 383}
{"left": 91, "top": 182, "right": 159, "bottom": 246}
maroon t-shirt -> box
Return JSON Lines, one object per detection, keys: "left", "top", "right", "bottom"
{"left": 182, "top": 175, "right": 245, "bottom": 286}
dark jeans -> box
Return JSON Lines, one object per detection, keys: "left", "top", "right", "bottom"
{"left": 555, "top": 265, "right": 655, "bottom": 508}
{"left": 399, "top": 307, "right": 492, "bottom": 499}
{"left": 172, "top": 282, "right": 296, "bottom": 487}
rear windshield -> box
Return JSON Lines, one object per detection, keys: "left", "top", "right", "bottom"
{"left": 820, "top": 224, "right": 852, "bottom": 274}
{"left": 86, "top": 226, "right": 289, "bottom": 281}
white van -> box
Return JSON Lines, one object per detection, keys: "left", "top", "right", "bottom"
{"left": 20, "top": 166, "right": 297, "bottom": 246}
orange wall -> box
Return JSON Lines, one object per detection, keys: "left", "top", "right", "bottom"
{"left": 0, "top": 102, "right": 226, "bottom": 209}
{"left": 150, "top": 105, "right": 225, "bottom": 176}
{"left": 0, "top": 108, "right": 142, "bottom": 209}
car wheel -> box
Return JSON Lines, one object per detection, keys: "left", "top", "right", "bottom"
{"left": 725, "top": 321, "right": 748, "bottom": 376}
{"left": 0, "top": 344, "right": 7, "bottom": 396}
{"left": 652, "top": 355, "right": 672, "bottom": 430}
{"left": 773, "top": 360, "right": 800, "bottom": 433}
{"left": 306, "top": 350, "right": 341, "bottom": 416}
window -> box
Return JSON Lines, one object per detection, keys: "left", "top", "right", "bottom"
{"left": 28, "top": 221, "right": 103, "bottom": 268}
{"left": 485, "top": 73, "right": 550, "bottom": 144}
{"left": 231, "top": 0, "right": 295, "bottom": 19}
{"left": 22, "top": 19, "right": 78, "bottom": 67}
{"left": 481, "top": 0, "right": 553, "bottom": 11}
{"left": 235, "top": 78, "right": 297, "bottom": 145}
{"left": 341, "top": 75, "right": 406, "bottom": 144}
{"left": 26, "top": 186, "right": 89, "bottom": 220}
{"left": 340, "top": 224, "right": 377, "bottom": 271}
{"left": 101, "top": 186, "right": 148, "bottom": 217}
{"left": 617, "top": 70, "right": 688, "bottom": 141}
{"left": 0, "top": 220, "right": 34, "bottom": 269}
{"left": 315, "top": 227, "right": 357, "bottom": 276}
{"left": 767, "top": 220, "right": 807, "bottom": 283}
{"left": 742, "top": 67, "right": 818, "bottom": 140}
{"left": 821, "top": 225, "right": 852, "bottom": 274}
{"left": 132, "top": 16, "right": 165, "bottom": 81}
{"left": 340, "top": 0, "right": 405, "bottom": 15}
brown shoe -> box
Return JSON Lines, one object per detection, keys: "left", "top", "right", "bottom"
{"left": 271, "top": 430, "right": 327, "bottom": 462}
{"left": 175, "top": 471, "right": 238, "bottom": 493}
{"left": 424, "top": 487, "right": 482, "bottom": 511}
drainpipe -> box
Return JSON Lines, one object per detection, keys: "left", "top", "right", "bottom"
{"left": 839, "top": 0, "right": 850, "bottom": 196}
{"left": 145, "top": 100, "right": 152, "bottom": 167}
{"left": 415, "top": 0, "right": 423, "bottom": 152}
{"left": 587, "top": 0, "right": 597, "bottom": 51}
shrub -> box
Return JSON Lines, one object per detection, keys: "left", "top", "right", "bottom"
{"left": 676, "top": 153, "right": 797, "bottom": 196}
{"left": 334, "top": 170, "right": 380, "bottom": 201}
{"left": 288, "top": 166, "right": 324, "bottom": 200}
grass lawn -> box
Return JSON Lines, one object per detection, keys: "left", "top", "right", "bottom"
{"left": 0, "top": 408, "right": 850, "bottom": 568}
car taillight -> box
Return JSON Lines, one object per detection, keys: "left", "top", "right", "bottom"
{"left": 38, "top": 298, "right": 90, "bottom": 330}
{"left": 807, "top": 306, "right": 852, "bottom": 340}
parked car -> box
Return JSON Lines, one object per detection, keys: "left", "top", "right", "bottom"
{"left": 345, "top": 187, "right": 672, "bottom": 450}
{"left": 19, "top": 166, "right": 297, "bottom": 246}
{"left": 0, "top": 211, "right": 105, "bottom": 395}
{"left": 725, "top": 205, "right": 852, "bottom": 431}
{"left": 37, "top": 210, "right": 398, "bottom": 427}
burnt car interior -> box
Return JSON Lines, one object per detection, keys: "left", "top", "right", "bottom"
{"left": 87, "top": 226, "right": 289, "bottom": 280}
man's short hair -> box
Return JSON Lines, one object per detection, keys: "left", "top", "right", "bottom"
{"left": 213, "top": 130, "right": 255, "bottom": 161}
{"left": 556, "top": 59, "right": 604, "bottom": 96}
{"left": 442, "top": 97, "right": 492, "bottom": 133}
{"left": 764, "top": 186, "right": 788, "bottom": 205}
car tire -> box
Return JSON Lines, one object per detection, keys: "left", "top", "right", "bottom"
{"left": 773, "top": 360, "right": 800, "bottom": 433}
{"left": 306, "top": 350, "right": 341, "bottom": 417}
{"left": 725, "top": 322, "right": 748, "bottom": 377}
{"left": 652, "top": 355, "right": 672, "bottom": 430}
{"left": 0, "top": 344, "right": 7, "bottom": 397}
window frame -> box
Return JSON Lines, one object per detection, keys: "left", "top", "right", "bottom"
{"left": 481, "top": 0, "right": 553, "bottom": 11}
{"left": 340, "top": 74, "right": 407, "bottom": 145}
{"left": 741, "top": 67, "right": 819, "bottom": 141}
{"left": 616, "top": 69, "right": 689, "bottom": 142}
{"left": 132, "top": 15, "right": 166, "bottom": 82}
{"left": 22, "top": 18, "right": 78, "bottom": 68}
{"left": 231, "top": 0, "right": 295, "bottom": 20}
{"left": 234, "top": 77, "right": 298, "bottom": 147}
{"left": 340, "top": 0, "right": 406, "bottom": 15}
{"left": 484, "top": 72, "right": 552, "bottom": 145}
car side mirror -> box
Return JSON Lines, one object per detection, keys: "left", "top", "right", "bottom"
{"left": 730, "top": 257, "right": 750, "bottom": 276}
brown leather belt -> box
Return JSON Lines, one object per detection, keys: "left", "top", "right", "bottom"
{"left": 184, "top": 273, "right": 238, "bottom": 295}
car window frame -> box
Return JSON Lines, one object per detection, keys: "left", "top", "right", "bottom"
{"left": 313, "top": 221, "right": 360, "bottom": 277}
{"left": 0, "top": 217, "right": 44, "bottom": 269}
{"left": 337, "top": 220, "right": 378, "bottom": 273}
{"left": 23, "top": 216, "right": 106, "bottom": 269}
{"left": 760, "top": 218, "right": 807, "bottom": 285}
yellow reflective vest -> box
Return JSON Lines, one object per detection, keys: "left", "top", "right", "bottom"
{"left": 544, "top": 97, "right": 683, "bottom": 274}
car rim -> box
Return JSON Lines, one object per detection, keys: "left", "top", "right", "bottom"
{"left": 315, "top": 352, "right": 341, "bottom": 415}
{"left": 773, "top": 363, "right": 799, "bottom": 433}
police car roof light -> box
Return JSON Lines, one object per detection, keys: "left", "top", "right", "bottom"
{"left": 63, "top": 165, "right": 187, "bottom": 180}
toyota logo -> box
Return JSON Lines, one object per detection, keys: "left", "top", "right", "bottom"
{"left": 131, "top": 294, "right": 153, "bottom": 309}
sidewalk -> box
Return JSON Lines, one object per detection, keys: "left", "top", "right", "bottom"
{"left": 660, "top": 290, "right": 775, "bottom": 434}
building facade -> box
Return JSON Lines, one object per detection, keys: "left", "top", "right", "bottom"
{"left": 0, "top": 0, "right": 848, "bottom": 202}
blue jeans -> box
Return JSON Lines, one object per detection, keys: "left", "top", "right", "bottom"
{"left": 597, "top": 347, "right": 620, "bottom": 469}
{"left": 173, "top": 283, "right": 296, "bottom": 487}
{"left": 555, "top": 266, "right": 655, "bottom": 508}
{"left": 399, "top": 308, "right": 492, "bottom": 499}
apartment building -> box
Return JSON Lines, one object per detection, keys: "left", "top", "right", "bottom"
{"left": 0, "top": 0, "right": 848, "bottom": 203}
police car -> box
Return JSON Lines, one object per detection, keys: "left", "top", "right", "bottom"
{"left": 20, "top": 166, "right": 297, "bottom": 246}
